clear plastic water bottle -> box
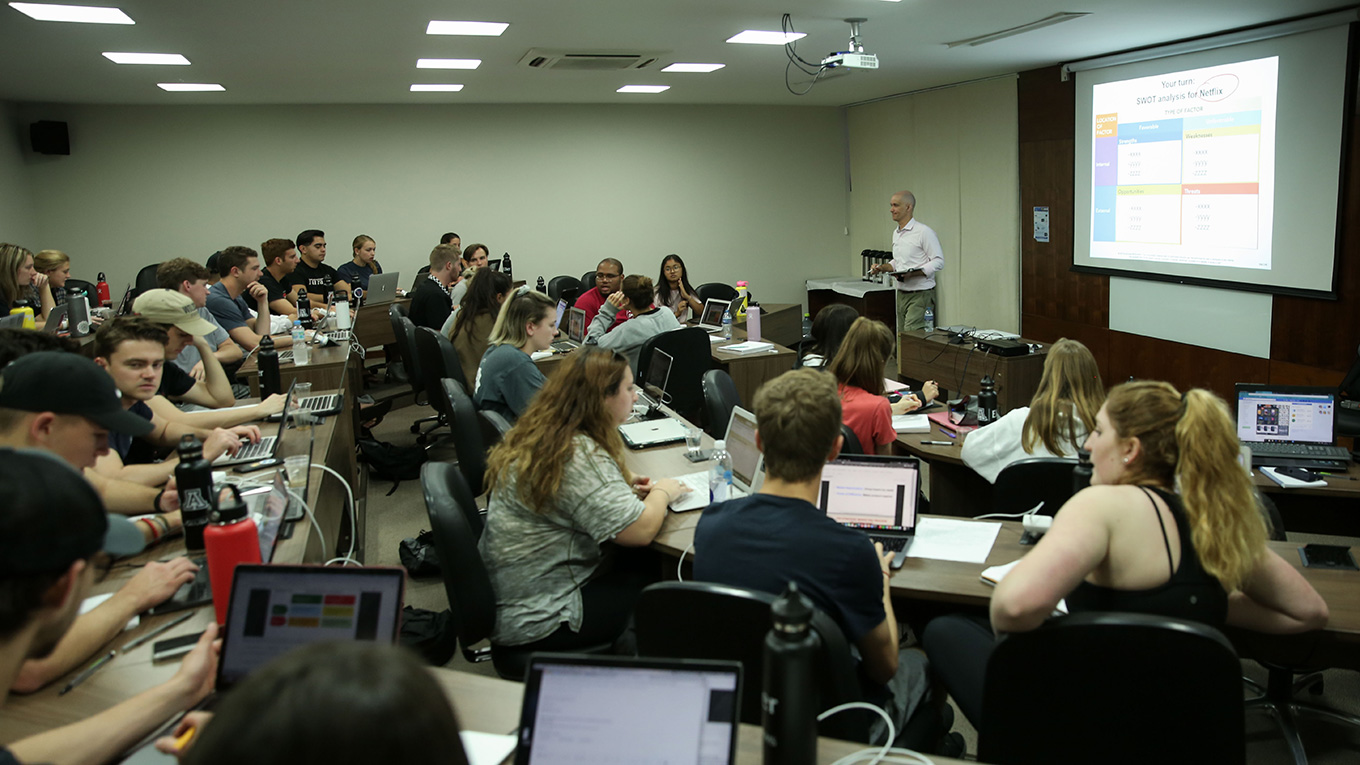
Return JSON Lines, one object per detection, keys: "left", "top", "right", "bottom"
{"left": 291, "top": 320, "right": 309, "bottom": 365}
{"left": 709, "top": 439, "right": 733, "bottom": 502}
{"left": 923, "top": 305, "right": 935, "bottom": 333}
{"left": 721, "top": 308, "right": 733, "bottom": 340}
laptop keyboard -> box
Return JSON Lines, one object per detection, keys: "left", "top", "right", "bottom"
{"left": 234, "top": 436, "right": 276, "bottom": 461}
{"left": 298, "top": 394, "right": 339, "bottom": 411}
{"left": 278, "top": 350, "right": 294, "bottom": 364}
{"left": 1251, "top": 442, "right": 1349, "bottom": 459}
{"left": 551, "top": 340, "right": 579, "bottom": 352}
{"left": 870, "top": 535, "right": 911, "bottom": 553}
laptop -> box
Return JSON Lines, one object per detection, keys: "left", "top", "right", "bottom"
{"left": 363, "top": 271, "right": 401, "bottom": 306}
{"left": 115, "top": 283, "right": 134, "bottom": 316}
{"left": 1235, "top": 384, "right": 1350, "bottom": 469}
{"left": 214, "top": 383, "right": 292, "bottom": 466}
{"left": 670, "top": 406, "right": 765, "bottom": 512}
{"left": 487, "top": 258, "right": 502, "bottom": 272}
{"left": 514, "top": 653, "right": 742, "bottom": 765}
{"left": 697, "top": 298, "right": 731, "bottom": 332}
{"left": 818, "top": 454, "right": 922, "bottom": 555}
{"left": 41, "top": 302, "right": 68, "bottom": 334}
{"left": 638, "top": 348, "right": 673, "bottom": 410}
{"left": 551, "top": 306, "right": 587, "bottom": 352}
{"left": 619, "top": 418, "right": 688, "bottom": 449}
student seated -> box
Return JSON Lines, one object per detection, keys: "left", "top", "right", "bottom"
{"left": 157, "top": 642, "right": 468, "bottom": 765}
{"left": 802, "top": 303, "right": 857, "bottom": 368}
{"left": 447, "top": 268, "right": 511, "bottom": 392}
{"left": 0, "top": 449, "right": 219, "bottom": 765}
{"left": 574, "top": 258, "right": 629, "bottom": 328}
{"left": 584, "top": 274, "right": 681, "bottom": 374}
{"left": 409, "top": 244, "right": 459, "bottom": 331}
{"left": 479, "top": 348, "right": 689, "bottom": 652}
{"left": 335, "top": 234, "right": 382, "bottom": 295}
{"left": 694, "top": 368, "right": 942, "bottom": 749}
{"left": 960, "top": 337, "right": 1104, "bottom": 483}
{"left": 451, "top": 243, "right": 489, "bottom": 306}
{"left": 474, "top": 289, "right": 554, "bottom": 421}
{"left": 156, "top": 259, "right": 244, "bottom": 380}
{"left": 922, "top": 381, "right": 1330, "bottom": 727}
{"left": 32, "top": 248, "right": 79, "bottom": 320}
{"left": 258, "top": 238, "right": 305, "bottom": 318}
{"left": 0, "top": 243, "right": 44, "bottom": 327}
{"left": 829, "top": 318, "right": 938, "bottom": 454}
{"left": 206, "top": 246, "right": 301, "bottom": 351}
{"left": 654, "top": 254, "right": 702, "bottom": 322}
{"left": 290, "top": 229, "right": 350, "bottom": 310}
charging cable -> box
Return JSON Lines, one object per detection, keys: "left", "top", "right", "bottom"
{"left": 816, "top": 701, "right": 936, "bottom": 765}
{"left": 310, "top": 462, "right": 361, "bottom": 566}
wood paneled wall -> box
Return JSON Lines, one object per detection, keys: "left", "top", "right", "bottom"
{"left": 1018, "top": 65, "right": 1358, "bottom": 398}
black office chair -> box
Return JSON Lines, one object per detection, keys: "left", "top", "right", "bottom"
{"left": 695, "top": 282, "right": 738, "bottom": 303}
{"left": 839, "top": 423, "right": 865, "bottom": 455}
{"left": 411, "top": 265, "right": 432, "bottom": 294}
{"left": 978, "top": 611, "right": 1245, "bottom": 765}
{"left": 637, "top": 327, "right": 710, "bottom": 425}
{"left": 991, "top": 457, "right": 1078, "bottom": 518}
{"left": 701, "top": 369, "right": 741, "bottom": 438}
{"left": 131, "top": 262, "right": 161, "bottom": 299}
{"left": 395, "top": 315, "right": 440, "bottom": 436}
{"left": 580, "top": 271, "right": 599, "bottom": 292}
{"left": 441, "top": 378, "right": 497, "bottom": 497}
{"left": 62, "top": 278, "right": 97, "bottom": 302}
{"left": 546, "top": 275, "right": 581, "bottom": 303}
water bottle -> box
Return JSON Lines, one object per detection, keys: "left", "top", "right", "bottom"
{"left": 923, "top": 305, "right": 935, "bottom": 333}
{"left": 67, "top": 286, "right": 91, "bottom": 336}
{"left": 9, "top": 299, "right": 35, "bottom": 329}
{"left": 734, "top": 281, "right": 748, "bottom": 321}
{"left": 978, "top": 375, "right": 999, "bottom": 427}
{"left": 204, "top": 486, "right": 261, "bottom": 627}
{"left": 175, "top": 435, "right": 213, "bottom": 553}
{"left": 502, "top": 252, "right": 513, "bottom": 280}
{"left": 334, "top": 289, "right": 352, "bottom": 331}
{"left": 747, "top": 300, "right": 762, "bottom": 342}
{"left": 762, "top": 582, "right": 819, "bottom": 765}
{"left": 296, "top": 288, "right": 313, "bottom": 330}
{"left": 291, "top": 320, "right": 309, "bottom": 365}
{"left": 709, "top": 439, "right": 732, "bottom": 503}
{"left": 95, "top": 272, "right": 111, "bottom": 307}
{"left": 258, "top": 335, "right": 282, "bottom": 396}
{"left": 721, "top": 308, "right": 733, "bottom": 340}
{"left": 536, "top": 276, "right": 546, "bottom": 293}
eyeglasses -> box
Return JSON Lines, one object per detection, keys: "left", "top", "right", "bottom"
{"left": 663, "top": 265, "right": 683, "bottom": 273}
{"left": 595, "top": 272, "right": 621, "bottom": 280}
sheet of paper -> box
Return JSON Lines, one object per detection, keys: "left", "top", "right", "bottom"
{"left": 907, "top": 517, "right": 1002, "bottom": 564}
{"left": 460, "top": 731, "right": 517, "bottom": 765}
{"left": 883, "top": 378, "right": 909, "bottom": 392}
{"left": 80, "top": 593, "right": 139, "bottom": 631}
{"left": 892, "top": 414, "right": 929, "bottom": 433}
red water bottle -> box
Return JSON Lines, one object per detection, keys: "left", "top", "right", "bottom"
{"left": 95, "top": 272, "right": 111, "bottom": 307}
{"left": 204, "top": 486, "right": 261, "bottom": 626}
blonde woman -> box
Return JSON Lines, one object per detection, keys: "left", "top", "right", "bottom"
{"left": 960, "top": 338, "right": 1104, "bottom": 482}
{"left": 473, "top": 288, "right": 555, "bottom": 421}
{"left": 0, "top": 243, "right": 45, "bottom": 324}
{"left": 336, "top": 234, "right": 381, "bottom": 294}
{"left": 923, "top": 381, "right": 1329, "bottom": 726}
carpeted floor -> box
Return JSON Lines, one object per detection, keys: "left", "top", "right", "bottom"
{"left": 363, "top": 400, "right": 1360, "bottom": 762}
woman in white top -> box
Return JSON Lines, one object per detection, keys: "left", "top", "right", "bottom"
{"left": 960, "top": 337, "right": 1104, "bottom": 482}
{"left": 653, "top": 254, "right": 702, "bottom": 323}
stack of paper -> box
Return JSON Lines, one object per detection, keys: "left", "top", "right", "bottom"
{"left": 721, "top": 341, "right": 774, "bottom": 354}
{"left": 892, "top": 414, "right": 930, "bottom": 433}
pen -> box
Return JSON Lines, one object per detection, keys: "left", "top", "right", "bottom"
{"left": 175, "top": 726, "right": 198, "bottom": 750}
{"left": 941, "top": 429, "right": 957, "bottom": 439}
{"left": 122, "top": 611, "right": 196, "bottom": 652}
{"left": 921, "top": 440, "right": 954, "bottom": 446}
{"left": 60, "top": 650, "right": 115, "bottom": 695}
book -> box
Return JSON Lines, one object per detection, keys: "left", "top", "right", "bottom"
{"left": 893, "top": 414, "right": 930, "bottom": 433}
{"left": 721, "top": 341, "right": 774, "bottom": 354}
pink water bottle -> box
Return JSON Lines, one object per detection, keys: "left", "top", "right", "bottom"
{"left": 204, "top": 486, "right": 261, "bottom": 626}
{"left": 747, "top": 299, "right": 761, "bottom": 342}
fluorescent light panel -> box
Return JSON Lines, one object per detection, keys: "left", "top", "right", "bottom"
{"left": 8, "top": 2, "right": 133, "bottom": 24}
{"left": 103, "top": 52, "right": 190, "bottom": 65}
{"left": 157, "top": 83, "right": 223, "bottom": 92}
{"left": 726, "top": 30, "right": 804, "bottom": 45}
{"left": 426, "top": 20, "right": 507, "bottom": 36}
{"left": 416, "top": 58, "right": 481, "bottom": 69}
{"left": 617, "top": 85, "right": 669, "bottom": 94}
{"left": 661, "top": 63, "right": 724, "bottom": 73}
{"left": 410, "top": 84, "right": 464, "bottom": 92}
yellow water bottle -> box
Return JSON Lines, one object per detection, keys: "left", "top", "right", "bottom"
{"left": 9, "top": 298, "right": 35, "bottom": 329}
{"left": 734, "top": 281, "right": 748, "bottom": 321}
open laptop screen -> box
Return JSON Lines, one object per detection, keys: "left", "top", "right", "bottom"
{"left": 1236, "top": 386, "right": 1336, "bottom": 445}
{"left": 643, "top": 349, "right": 672, "bottom": 402}
{"left": 818, "top": 455, "right": 920, "bottom": 531}
{"left": 698, "top": 299, "right": 729, "bottom": 330}
{"left": 567, "top": 307, "right": 587, "bottom": 343}
{"left": 553, "top": 299, "right": 566, "bottom": 330}
{"left": 725, "top": 406, "right": 761, "bottom": 492}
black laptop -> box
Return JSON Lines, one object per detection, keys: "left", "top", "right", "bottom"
{"left": 818, "top": 454, "right": 922, "bottom": 557}
{"left": 1235, "top": 384, "right": 1349, "bottom": 469}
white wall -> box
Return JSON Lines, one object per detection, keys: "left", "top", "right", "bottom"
{"left": 845, "top": 77, "right": 1021, "bottom": 332}
{"left": 17, "top": 103, "right": 847, "bottom": 307}
{"left": 0, "top": 102, "right": 38, "bottom": 248}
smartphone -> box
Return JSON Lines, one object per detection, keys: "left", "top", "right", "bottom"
{"left": 152, "top": 631, "right": 204, "bottom": 661}
{"left": 234, "top": 458, "right": 283, "bottom": 474}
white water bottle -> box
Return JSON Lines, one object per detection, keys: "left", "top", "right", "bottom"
{"left": 721, "top": 308, "right": 732, "bottom": 340}
{"left": 291, "top": 320, "right": 309, "bottom": 365}
{"left": 709, "top": 440, "right": 733, "bottom": 502}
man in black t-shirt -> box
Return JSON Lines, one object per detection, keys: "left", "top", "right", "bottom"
{"left": 292, "top": 229, "right": 351, "bottom": 310}
{"left": 259, "top": 237, "right": 304, "bottom": 318}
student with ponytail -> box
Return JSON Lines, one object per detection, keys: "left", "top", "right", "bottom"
{"left": 923, "top": 380, "right": 1329, "bottom": 727}
{"left": 473, "top": 287, "right": 555, "bottom": 421}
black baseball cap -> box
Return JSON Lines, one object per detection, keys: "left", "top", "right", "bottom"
{"left": 0, "top": 351, "right": 154, "bottom": 437}
{"left": 0, "top": 449, "right": 144, "bottom": 574}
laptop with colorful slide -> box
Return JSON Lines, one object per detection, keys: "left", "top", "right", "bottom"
{"left": 697, "top": 298, "right": 730, "bottom": 333}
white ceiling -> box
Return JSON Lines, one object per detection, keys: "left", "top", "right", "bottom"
{"left": 0, "top": 0, "right": 1349, "bottom": 106}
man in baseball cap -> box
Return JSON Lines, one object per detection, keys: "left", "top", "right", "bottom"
{"left": 0, "top": 450, "right": 217, "bottom": 765}
{"left": 132, "top": 289, "right": 235, "bottom": 408}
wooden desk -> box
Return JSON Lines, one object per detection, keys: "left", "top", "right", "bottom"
{"left": 806, "top": 277, "right": 896, "bottom": 330}
{"left": 237, "top": 343, "right": 360, "bottom": 398}
{"left": 898, "top": 330, "right": 1047, "bottom": 411}
{"left": 893, "top": 419, "right": 991, "bottom": 517}
{"left": 735, "top": 302, "right": 802, "bottom": 348}
{"left": 353, "top": 298, "right": 408, "bottom": 349}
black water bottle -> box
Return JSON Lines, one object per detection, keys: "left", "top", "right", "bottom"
{"left": 763, "top": 582, "right": 819, "bottom": 765}
{"left": 66, "top": 286, "right": 92, "bottom": 336}
{"left": 175, "top": 435, "right": 214, "bottom": 553}
{"left": 977, "top": 375, "right": 999, "bottom": 426}
{"left": 501, "top": 252, "right": 513, "bottom": 280}
{"left": 258, "top": 335, "right": 282, "bottom": 397}
{"left": 536, "top": 276, "right": 546, "bottom": 293}
{"left": 1074, "top": 448, "right": 1093, "bottom": 493}
{"left": 296, "top": 288, "right": 313, "bottom": 330}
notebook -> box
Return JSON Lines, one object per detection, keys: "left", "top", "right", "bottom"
{"left": 214, "top": 382, "right": 292, "bottom": 466}
{"left": 818, "top": 454, "right": 922, "bottom": 555}
{"left": 363, "top": 271, "right": 401, "bottom": 306}
{"left": 670, "top": 406, "right": 765, "bottom": 512}
{"left": 514, "top": 653, "right": 742, "bottom": 765}
{"left": 1234, "top": 384, "right": 1349, "bottom": 469}
{"left": 697, "top": 298, "right": 730, "bottom": 332}
{"left": 552, "top": 306, "right": 587, "bottom": 351}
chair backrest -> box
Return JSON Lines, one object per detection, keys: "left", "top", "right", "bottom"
{"left": 635, "top": 581, "right": 865, "bottom": 741}
{"left": 420, "top": 462, "right": 495, "bottom": 645}
{"left": 411, "top": 264, "right": 432, "bottom": 294}
{"left": 63, "top": 278, "right": 97, "bottom": 300}
{"left": 701, "top": 369, "right": 741, "bottom": 439}
{"left": 839, "top": 423, "right": 864, "bottom": 455}
{"left": 637, "top": 327, "right": 710, "bottom": 425}
{"left": 397, "top": 315, "right": 426, "bottom": 400}
{"left": 546, "top": 275, "right": 581, "bottom": 303}
{"left": 695, "top": 282, "right": 738, "bottom": 303}
{"left": 979, "top": 611, "right": 1245, "bottom": 765}
{"left": 992, "top": 457, "right": 1077, "bottom": 517}
{"left": 415, "top": 326, "right": 467, "bottom": 418}
{"left": 132, "top": 263, "right": 162, "bottom": 298}
{"left": 579, "top": 271, "right": 597, "bottom": 291}
{"left": 442, "top": 378, "right": 491, "bottom": 496}
{"left": 1338, "top": 342, "right": 1360, "bottom": 400}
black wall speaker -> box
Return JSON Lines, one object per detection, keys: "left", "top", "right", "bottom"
{"left": 30, "top": 121, "right": 70, "bottom": 155}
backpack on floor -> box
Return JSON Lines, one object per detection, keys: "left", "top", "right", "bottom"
{"left": 399, "top": 606, "right": 459, "bottom": 666}
{"left": 357, "top": 437, "right": 427, "bottom": 495}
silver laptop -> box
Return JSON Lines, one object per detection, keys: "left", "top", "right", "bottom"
{"left": 214, "top": 383, "right": 292, "bottom": 466}
{"left": 819, "top": 454, "right": 921, "bottom": 554}
{"left": 697, "top": 298, "right": 730, "bottom": 332}
{"left": 638, "top": 348, "right": 673, "bottom": 409}
{"left": 552, "top": 306, "right": 587, "bottom": 352}
{"left": 669, "top": 406, "right": 765, "bottom": 512}
{"left": 1235, "top": 384, "right": 1349, "bottom": 469}
{"left": 363, "top": 271, "right": 400, "bottom": 306}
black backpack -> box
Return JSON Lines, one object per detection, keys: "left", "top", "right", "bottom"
{"left": 356, "top": 437, "right": 427, "bottom": 495}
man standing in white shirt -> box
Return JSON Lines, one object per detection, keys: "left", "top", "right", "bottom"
{"left": 871, "top": 190, "right": 944, "bottom": 333}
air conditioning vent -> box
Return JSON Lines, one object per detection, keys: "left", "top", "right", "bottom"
{"left": 518, "top": 49, "right": 663, "bottom": 71}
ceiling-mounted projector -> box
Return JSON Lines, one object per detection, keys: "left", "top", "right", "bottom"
{"left": 821, "top": 18, "right": 879, "bottom": 72}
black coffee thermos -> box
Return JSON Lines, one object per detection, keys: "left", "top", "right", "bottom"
{"left": 258, "top": 335, "right": 282, "bottom": 397}
{"left": 502, "top": 252, "right": 513, "bottom": 280}
{"left": 175, "top": 435, "right": 214, "bottom": 552}
{"left": 763, "top": 582, "right": 819, "bottom": 765}
{"left": 536, "top": 276, "right": 546, "bottom": 293}
{"left": 977, "top": 375, "right": 999, "bottom": 426}
{"left": 1074, "top": 448, "right": 1093, "bottom": 493}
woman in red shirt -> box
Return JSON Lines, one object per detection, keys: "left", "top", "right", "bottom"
{"left": 829, "top": 318, "right": 938, "bottom": 454}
